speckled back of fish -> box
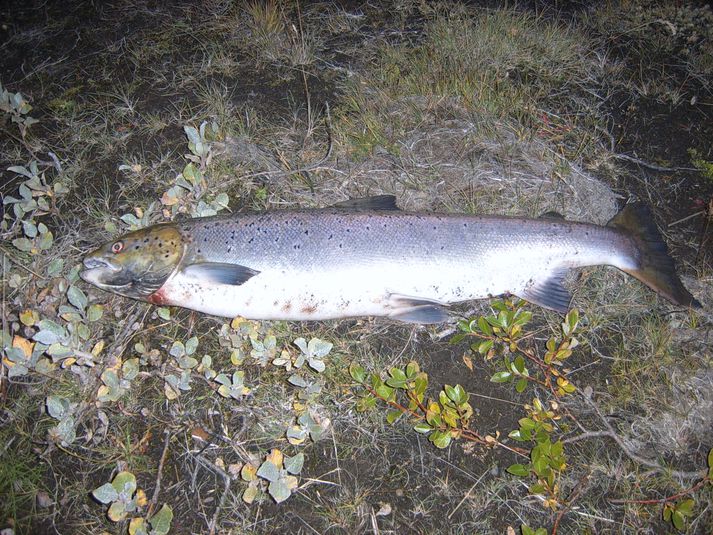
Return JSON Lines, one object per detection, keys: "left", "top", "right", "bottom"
{"left": 80, "top": 197, "right": 700, "bottom": 322}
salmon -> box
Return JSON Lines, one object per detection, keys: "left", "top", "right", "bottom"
{"left": 80, "top": 196, "right": 700, "bottom": 323}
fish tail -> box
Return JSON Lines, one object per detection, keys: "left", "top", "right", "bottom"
{"left": 607, "top": 203, "right": 700, "bottom": 308}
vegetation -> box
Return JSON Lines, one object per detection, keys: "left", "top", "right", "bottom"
{"left": 1, "top": 1, "right": 711, "bottom": 533}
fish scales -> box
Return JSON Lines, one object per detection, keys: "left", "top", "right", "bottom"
{"left": 80, "top": 197, "right": 700, "bottom": 323}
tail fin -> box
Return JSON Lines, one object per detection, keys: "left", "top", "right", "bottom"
{"left": 607, "top": 204, "right": 700, "bottom": 308}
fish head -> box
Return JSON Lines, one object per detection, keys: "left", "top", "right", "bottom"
{"left": 80, "top": 224, "right": 184, "bottom": 299}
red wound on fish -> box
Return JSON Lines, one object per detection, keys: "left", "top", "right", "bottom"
{"left": 147, "top": 288, "right": 170, "bottom": 305}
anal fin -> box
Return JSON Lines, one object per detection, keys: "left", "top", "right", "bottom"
{"left": 387, "top": 294, "right": 450, "bottom": 324}
{"left": 183, "top": 262, "right": 260, "bottom": 285}
{"left": 516, "top": 269, "right": 572, "bottom": 313}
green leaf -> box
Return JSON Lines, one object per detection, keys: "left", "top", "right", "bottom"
{"left": 92, "top": 483, "right": 119, "bottom": 504}
{"left": 663, "top": 505, "right": 673, "bottom": 521}
{"left": 87, "top": 304, "right": 104, "bottom": 322}
{"left": 268, "top": 479, "right": 291, "bottom": 503}
{"left": 257, "top": 460, "right": 281, "bottom": 483}
{"left": 490, "top": 371, "right": 512, "bottom": 383}
{"left": 414, "top": 375, "right": 428, "bottom": 395}
{"left": 47, "top": 257, "right": 64, "bottom": 277}
{"left": 148, "top": 504, "right": 173, "bottom": 535}
{"left": 111, "top": 471, "right": 137, "bottom": 495}
{"left": 12, "top": 237, "right": 34, "bottom": 252}
{"left": 477, "top": 316, "right": 493, "bottom": 335}
{"left": 429, "top": 430, "right": 452, "bottom": 449}
{"left": 444, "top": 385, "right": 457, "bottom": 403}
{"left": 157, "top": 307, "right": 171, "bottom": 320}
{"left": 676, "top": 498, "right": 694, "bottom": 516}
{"left": 386, "top": 409, "right": 402, "bottom": 424}
{"left": 519, "top": 418, "right": 536, "bottom": 431}
{"left": 386, "top": 367, "right": 407, "bottom": 388}
{"left": 672, "top": 510, "right": 684, "bottom": 530}
{"left": 405, "top": 361, "right": 419, "bottom": 378}
{"left": 108, "top": 500, "right": 127, "bottom": 521}
{"left": 169, "top": 341, "right": 185, "bottom": 358}
{"left": 284, "top": 453, "right": 304, "bottom": 475}
{"left": 349, "top": 363, "right": 366, "bottom": 383}
{"left": 37, "top": 229, "right": 53, "bottom": 250}
{"left": 515, "top": 378, "right": 528, "bottom": 393}
{"left": 375, "top": 383, "right": 395, "bottom": 400}
{"left": 477, "top": 339, "right": 493, "bottom": 354}
{"left": 67, "top": 286, "right": 88, "bottom": 311}
{"left": 507, "top": 464, "right": 529, "bottom": 477}
{"left": 528, "top": 483, "right": 546, "bottom": 495}
{"left": 414, "top": 422, "right": 433, "bottom": 434}
{"left": 184, "top": 336, "right": 199, "bottom": 355}
{"left": 513, "top": 355, "right": 525, "bottom": 374}
{"left": 308, "top": 337, "right": 333, "bottom": 358}
{"left": 46, "top": 396, "right": 68, "bottom": 419}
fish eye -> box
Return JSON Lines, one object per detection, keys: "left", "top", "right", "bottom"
{"left": 111, "top": 241, "right": 124, "bottom": 253}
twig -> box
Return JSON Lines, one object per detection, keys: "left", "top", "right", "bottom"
{"left": 147, "top": 429, "right": 172, "bottom": 517}
{"left": 667, "top": 210, "right": 704, "bottom": 228}
{"left": 448, "top": 466, "right": 490, "bottom": 519}
{"left": 570, "top": 389, "right": 706, "bottom": 480}
{"left": 612, "top": 152, "right": 697, "bottom": 172}
{"left": 596, "top": 125, "right": 697, "bottom": 172}
{"left": 0, "top": 245, "right": 46, "bottom": 279}
{"left": 608, "top": 477, "right": 710, "bottom": 505}
{"left": 208, "top": 474, "right": 231, "bottom": 535}
{"left": 552, "top": 472, "right": 591, "bottom": 535}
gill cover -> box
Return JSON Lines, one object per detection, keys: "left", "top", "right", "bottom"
{"left": 80, "top": 224, "right": 184, "bottom": 299}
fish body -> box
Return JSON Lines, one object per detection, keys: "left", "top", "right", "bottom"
{"left": 80, "top": 197, "right": 699, "bottom": 323}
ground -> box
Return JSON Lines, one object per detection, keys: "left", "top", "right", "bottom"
{"left": 1, "top": 1, "right": 712, "bottom": 534}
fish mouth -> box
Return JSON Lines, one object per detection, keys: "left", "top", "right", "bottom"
{"left": 82, "top": 256, "right": 121, "bottom": 271}
{"left": 80, "top": 256, "right": 126, "bottom": 288}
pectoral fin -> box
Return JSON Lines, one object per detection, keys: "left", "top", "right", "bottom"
{"left": 387, "top": 294, "right": 450, "bottom": 324}
{"left": 517, "top": 269, "right": 572, "bottom": 313}
{"left": 182, "top": 262, "right": 260, "bottom": 285}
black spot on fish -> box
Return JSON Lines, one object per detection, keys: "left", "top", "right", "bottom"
{"left": 204, "top": 237, "right": 208, "bottom": 242}
{"left": 328, "top": 234, "right": 333, "bottom": 240}
{"left": 144, "top": 238, "right": 149, "bottom": 243}
{"left": 304, "top": 230, "right": 309, "bottom": 235}
{"left": 248, "top": 238, "right": 254, "bottom": 244}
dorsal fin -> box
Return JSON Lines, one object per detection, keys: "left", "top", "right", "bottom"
{"left": 539, "top": 210, "right": 565, "bottom": 220}
{"left": 330, "top": 195, "right": 400, "bottom": 211}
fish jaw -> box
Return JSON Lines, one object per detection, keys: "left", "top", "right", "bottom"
{"left": 80, "top": 224, "right": 186, "bottom": 299}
